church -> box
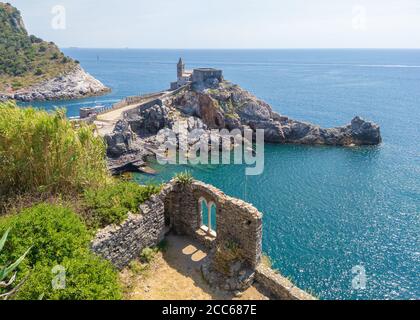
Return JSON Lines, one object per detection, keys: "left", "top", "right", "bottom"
{"left": 170, "top": 58, "right": 223, "bottom": 90}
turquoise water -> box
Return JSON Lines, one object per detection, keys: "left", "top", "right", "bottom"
{"left": 24, "top": 49, "right": 420, "bottom": 300}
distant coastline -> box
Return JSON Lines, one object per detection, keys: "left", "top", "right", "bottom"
{"left": 0, "top": 3, "right": 110, "bottom": 103}
{"left": 1, "top": 65, "right": 110, "bottom": 102}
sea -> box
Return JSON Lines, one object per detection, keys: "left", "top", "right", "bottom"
{"left": 22, "top": 49, "right": 420, "bottom": 300}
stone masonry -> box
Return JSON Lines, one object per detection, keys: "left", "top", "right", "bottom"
{"left": 163, "top": 180, "right": 262, "bottom": 268}
{"left": 91, "top": 179, "right": 315, "bottom": 299}
{"left": 91, "top": 193, "right": 166, "bottom": 269}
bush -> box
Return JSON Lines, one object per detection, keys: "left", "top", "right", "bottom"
{"left": 82, "top": 181, "right": 161, "bottom": 228}
{"left": 50, "top": 52, "right": 59, "bottom": 60}
{"left": 34, "top": 68, "right": 43, "bottom": 76}
{"left": 29, "top": 35, "right": 42, "bottom": 44}
{"left": 11, "top": 80, "right": 22, "bottom": 90}
{"left": 0, "top": 204, "right": 122, "bottom": 300}
{"left": 14, "top": 253, "right": 121, "bottom": 300}
{"left": 129, "top": 260, "right": 148, "bottom": 275}
{"left": 0, "top": 228, "right": 31, "bottom": 299}
{"left": 0, "top": 101, "right": 109, "bottom": 197}
{"left": 174, "top": 171, "right": 193, "bottom": 185}
{"left": 38, "top": 45, "right": 47, "bottom": 53}
{"left": 138, "top": 241, "right": 168, "bottom": 265}
{"left": 213, "top": 240, "right": 244, "bottom": 276}
{"left": 139, "top": 247, "right": 157, "bottom": 264}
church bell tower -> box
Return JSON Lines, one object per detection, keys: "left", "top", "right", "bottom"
{"left": 177, "top": 57, "right": 185, "bottom": 78}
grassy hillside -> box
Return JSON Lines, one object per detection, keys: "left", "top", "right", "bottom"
{"left": 0, "top": 2, "right": 77, "bottom": 92}
{"left": 0, "top": 102, "right": 162, "bottom": 299}
{"left": 0, "top": 101, "right": 109, "bottom": 197}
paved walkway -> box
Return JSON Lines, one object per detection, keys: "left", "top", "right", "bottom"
{"left": 93, "top": 102, "right": 143, "bottom": 136}
{"left": 94, "top": 93, "right": 167, "bottom": 136}
{"left": 120, "top": 234, "right": 270, "bottom": 300}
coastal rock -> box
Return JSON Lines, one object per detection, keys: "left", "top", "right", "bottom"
{"left": 166, "top": 81, "right": 382, "bottom": 147}
{"left": 275, "top": 117, "right": 382, "bottom": 146}
{"left": 349, "top": 116, "right": 382, "bottom": 145}
{"left": 169, "top": 91, "right": 200, "bottom": 116}
{"left": 104, "top": 119, "right": 154, "bottom": 175}
{"left": 6, "top": 65, "right": 110, "bottom": 102}
{"left": 105, "top": 120, "right": 134, "bottom": 158}
{"left": 103, "top": 79, "right": 382, "bottom": 174}
{"left": 127, "top": 104, "right": 175, "bottom": 136}
{"left": 206, "top": 83, "right": 273, "bottom": 122}
{"left": 248, "top": 120, "right": 285, "bottom": 143}
{"left": 197, "top": 94, "right": 225, "bottom": 129}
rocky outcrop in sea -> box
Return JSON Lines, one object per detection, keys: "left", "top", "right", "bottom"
{"left": 170, "top": 81, "right": 382, "bottom": 146}
{"left": 102, "top": 79, "right": 381, "bottom": 173}
{"left": 2, "top": 65, "right": 110, "bottom": 102}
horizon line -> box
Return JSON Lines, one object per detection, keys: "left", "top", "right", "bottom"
{"left": 60, "top": 47, "right": 420, "bottom": 50}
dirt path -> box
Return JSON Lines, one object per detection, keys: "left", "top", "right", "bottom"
{"left": 120, "top": 234, "right": 270, "bottom": 300}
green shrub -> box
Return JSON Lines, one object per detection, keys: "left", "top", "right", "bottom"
{"left": 38, "top": 45, "right": 47, "bottom": 53}
{"left": 11, "top": 80, "right": 22, "bottom": 90}
{"left": 14, "top": 253, "right": 121, "bottom": 300}
{"left": 129, "top": 260, "right": 148, "bottom": 275}
{"left": 29, "top": 35, "right": 42, "bottom": 44}
{"left": 82, "top": 181, "right": 161, "bottom": 228}
{"left": 174, "top": 171, "right": 193, "bottom": 185}
{"left": 139, "top": 247, "right": 157, "bottom": 264}
{"left": 0, "top": 228, "right": 31, "bottom": 299}
{"left": 213, "top": 240, "right": 244, "bottom": 276}
{"left": 0, "top": 203, "right": 122, "bottom": 300}
{"left": 0, "top": 101, "right": 109, "bottom": 197}
{"left": 138, "top": 241, "right": 168, "bottom": 264}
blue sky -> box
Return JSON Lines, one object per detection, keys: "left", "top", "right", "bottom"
{"left": 7, "top": 0, "right": 420, "bottom": 48}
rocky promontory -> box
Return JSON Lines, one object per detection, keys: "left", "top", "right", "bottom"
{"left": 167, "top": 81, "right": 382, "bottom": 146}
{"left": 101, "top": 77, "right": 381, "bottom": 174}
{"left": 3, "top": 65, "right": 110, "bottom": 102}
{"left": 0, "top": 2, "right": 110, "bottom": 102}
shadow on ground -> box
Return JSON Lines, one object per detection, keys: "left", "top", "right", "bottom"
{"left": 158, "top": 235, "right": 267, "bottom": 300}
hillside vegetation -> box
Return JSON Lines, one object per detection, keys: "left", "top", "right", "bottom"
{"left": 0, "top": 204, "right": 122, "bottom": 300}
{"left": 0, "top": 2, "right": 77, "bottom": 92}
{"left": 0, "top": 102, "right": 162, "bottom": 299}
{"left": 0, "top": 101, "right": 109, "bottom": 197}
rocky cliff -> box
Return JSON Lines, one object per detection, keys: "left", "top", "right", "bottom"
{"left": 6, "top": 65, "right": 110, "bottom": 102}
{"left": 166, "top": 81, "right": 382, "bottom": 146}
{"left": 0, "top": 3, "right": 110, "bottom": 102}
{"left": 103, "top": 79, "right": 381, "bottom": 174}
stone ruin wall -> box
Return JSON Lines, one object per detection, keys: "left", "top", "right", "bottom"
{"left": 91, "top": 192, "right": 166, "bottom": 269}
{"left": 255, "top": 264, "right": 316, "bottom": 300}
{"left": 91, "top": 179, "right": 315, "bottom": 300}
{"left": 163, "top": 181, "right": 263, "bottom": 269}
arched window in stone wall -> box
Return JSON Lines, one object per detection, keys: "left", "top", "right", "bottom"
{"left": 199, "top": 197, "right": 217, "bottom": 237}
